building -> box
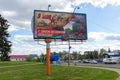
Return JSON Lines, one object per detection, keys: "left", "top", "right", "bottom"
{"left": 10, "top": 55, "right": 28, "bottom": 61}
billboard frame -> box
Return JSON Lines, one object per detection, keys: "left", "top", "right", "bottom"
{"left": 33, "top": 10, "right": 87, "bottom": 40}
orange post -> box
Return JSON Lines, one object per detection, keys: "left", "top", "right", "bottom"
{"left": 45, "top": 38, "right": 52, "bottom": 76}
{"left": 46, "top": 47, "right": 50, "bottom": 75}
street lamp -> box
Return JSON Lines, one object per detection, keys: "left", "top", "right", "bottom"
{"left": 73, "top": 6, "right": 80, "bottom": 13}
{"left": 48, "top": 4, "right": 51, "bottom": 11}
{"left": 68, "top": 6, "right": 80, "bottom": 66}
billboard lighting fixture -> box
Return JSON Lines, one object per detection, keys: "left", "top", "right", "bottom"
{"left": 48, "top": 4, "right": 51, "bottom": 11}
{"left": 73, "top": 6, "right": 80, "bottom": 13}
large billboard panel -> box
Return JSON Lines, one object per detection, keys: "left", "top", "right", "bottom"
{"left": 33, "top": 10, "right": 87, "bottom": 40}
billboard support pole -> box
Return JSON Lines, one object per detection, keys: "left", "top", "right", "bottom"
{"left": 45, "top": 38, "right": 52, "bottom": 76}
{"left": 68, "top": 40, "right": 71, "bottom": 66}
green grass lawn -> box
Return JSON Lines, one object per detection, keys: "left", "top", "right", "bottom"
{"left": 0, "top": 62, "right": 119, "bottom": 80}
{"left": 0, "top": 61, "right": 33, "bottom": 66}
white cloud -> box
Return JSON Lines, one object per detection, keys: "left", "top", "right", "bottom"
{"left": 88, "top": 32, "right": 120, "bottom": 41}
{"left": 1, "top": 0, "right": 120, "bottom": 55}
{"left": 15, "top": 20, "right": 31, "bottom": 30}
{"left": 85, "top": 32, "right": 120, "bottom": 51}
{"left": 1, "top": 11, "right": 18, "bottom": 17}
{"left": 13, "top": 35, "right": 46, "bottom": 47}
{"left": 72, "top": 0, "right": 120, "bottom": 8}
{"left": 88, "top": 32, "right": 105, "bottom": 41}
{"left": 11, "top": 35, "right": 46, "bottom": 55}
{"left": 10, "top": 31, "right": 120, "bottom": 55}
{"left": 14, "top": 35, "right": 33, "bottom": 42}
{"left": 8, "top": 24, "right": 20, "bottom": 32}
{"left": 11, "top": 46, "right": 44, "bottom": 55}
{"left": 1, "top": 0, "right": 120, "bottom": 32}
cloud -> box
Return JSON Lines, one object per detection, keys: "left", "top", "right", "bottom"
{"left": 11, "top": 35, "right": 46, "bottom": 55}
{"left": 85, "top": 32, "right": 120, "bottom": 51}
{"left": 1, "top": 0, "right": 120, "bottom": 55}
{"left": 14, "top": 35, "right": 34, "bottom": 43}
{"left": 1, "top": 11, "right": 18, "bottom": 18}
{"left": 10, "top": 31, "right": 120, "bottom": 55}
{"left": 13, "top": 20, "right": 31, "bottom": 30}
{"left": 13, "top": 35, "right": 46, "bottom": 47}
{"left": 88, "top": 32, "right": 120, "bottom": 41}
{"left": 8, "top": 24, "right": 20, "bottom": 32}
{"left": 11, "top": 45, "right": 44, "bottom": 55}
{"left": 1, "top": 0, "right": 120, "bottom": 32}
{"left": 105, "top": 35, "right": 120, "bottom": 41}
{"left": 72, "top": 0, "right": 120, "bottom": 8}
{"left": 88, "top": 32, "right": 106, "bottom": 41}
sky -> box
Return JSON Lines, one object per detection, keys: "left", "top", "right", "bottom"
{"left": 0, "top": 0, "right": 120, "bottom": 55}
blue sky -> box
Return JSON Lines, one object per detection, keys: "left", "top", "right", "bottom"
{"left": 0, "top": 0, "right": 120, "bottom": 55}
{"left": 79, "top": 3, "right": 120, "bottom": 33}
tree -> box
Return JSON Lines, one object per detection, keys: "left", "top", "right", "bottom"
{"left": 84, "top": 52, "right": 90, "bottom": 59}
{"left": 93, "top": 50, "right": 98, "bottom": 59}
{"left": 98, "top": 48, "right": 107, "bottom": 59}
{"left": 108, "top": 48, "right": 111, "bottom": 53}
{"left": 72, "top": 51, "right": 77, "bottom": 60}
{"left": 0, "top": 14, "right": 12, "bottom": 61}
{"left": 78, "top": 53, "right": 83, "bottom": 60}
{"left": 58, "top": 51, "right": 63, "bottom": 60}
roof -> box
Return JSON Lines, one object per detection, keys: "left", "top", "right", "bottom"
{"left": 10, "top": 55, "right": 28, "bottom": 59}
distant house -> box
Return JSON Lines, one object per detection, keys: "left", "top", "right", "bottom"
{"left": 29, "top": 54, "right": 39, "bottom": 61}
{"left": 10, "top": 55, "right": 28, "bottom": 61}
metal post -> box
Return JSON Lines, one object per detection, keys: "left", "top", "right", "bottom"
{"left": 45, "top": 38, "right": 52, "bottom": 76}
{"left": 67, "top": 6, "right": 80, "bottom": 66}
{"left": 68, "top": 40, "right": 71, "bottom": 66}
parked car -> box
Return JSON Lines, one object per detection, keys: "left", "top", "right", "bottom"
{"left": 83, "top": 60, "right": 90, "bottom": 63}
{"left": 90, "top": 60, "right": 97, "bottom": 64}
{"left": 103, "top": 58, "right": 118, "bottom": 64}
{"left": 73, "top": 60, "right": 81, "bottom": 63}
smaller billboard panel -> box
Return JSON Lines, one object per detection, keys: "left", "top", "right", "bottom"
{"left": 33, "top": 10, "right": 87, "bottom": 40}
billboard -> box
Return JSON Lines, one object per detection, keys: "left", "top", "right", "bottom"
{"left": 33, "top": 10, "right": 87, "bottom": 40}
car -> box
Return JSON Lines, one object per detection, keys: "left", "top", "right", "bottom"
{"left": 90, "top": 60, "right": 97, "bottom": 64}
{"left": 83, "top": 60, "right": 90, "bottom": 63}
{"left": 103, "top": 58, "right": 118, "bottom": 64}
{"left": 73, "top": 60, "right": 81, "bottom": 65}
{"left": 73, "top": 60, "right": 81, "bottom": 63}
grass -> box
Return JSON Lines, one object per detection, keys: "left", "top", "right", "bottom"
{"left": 0, "top": 61, "right": 119, "bottom": 80}
{"left": 76, "top": 63, "right": 120, "bottom": 69}
{"left": 0, "top": 61, "right": 33, "bottom": 66}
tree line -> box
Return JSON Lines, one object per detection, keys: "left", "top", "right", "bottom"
{"left": 51, "top": 48, "right": 110, "bottom": 61}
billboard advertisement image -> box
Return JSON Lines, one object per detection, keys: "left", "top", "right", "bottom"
{"left": 33, "top": 10, "right": 87, "bottom": 40}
